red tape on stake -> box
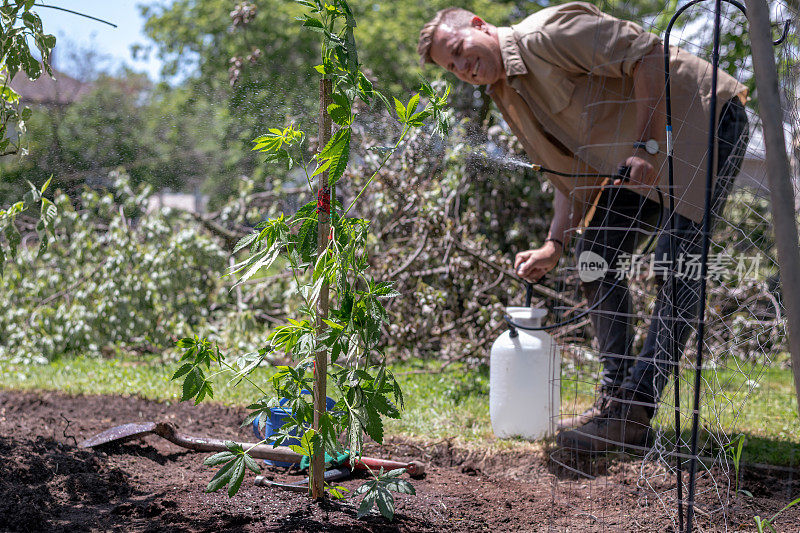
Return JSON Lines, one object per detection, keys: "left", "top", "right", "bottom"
{"left": 317, "top": 188, "right": 330, "bottom": 214}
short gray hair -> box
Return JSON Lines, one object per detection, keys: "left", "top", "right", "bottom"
{"left": 417, "top": 8, "right": 475, "bottom": 65}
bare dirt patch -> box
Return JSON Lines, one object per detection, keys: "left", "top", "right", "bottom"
{"left": 0, "top": 389, "right": 797, "bottom": 532}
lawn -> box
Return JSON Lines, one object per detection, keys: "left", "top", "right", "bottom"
{"left": 2, "top": 351, "right": 798, "bottom": 466}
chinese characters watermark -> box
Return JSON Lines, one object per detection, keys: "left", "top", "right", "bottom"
{"left": 576, "top": 251, "right": 762, "bottom": 282}
{"left": 611, "top": 252, "right": 762, "bottom": 281}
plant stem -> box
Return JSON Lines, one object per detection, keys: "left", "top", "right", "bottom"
{"left": 343, "top": 125, "right": 409, "bottom": 217}
{"left": 311, "top": 77, "right": 332, "bottom": 500}
{"left": 217, "top": 358, "right": 270, "bottom": 397}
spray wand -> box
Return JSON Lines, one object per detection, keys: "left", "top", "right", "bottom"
{"left": 506, "top": 163, "right": 664, "bottom": 333}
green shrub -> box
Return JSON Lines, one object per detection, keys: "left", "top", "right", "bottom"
{"left": 0, "top": 172, "right": 228, "bottom": 363}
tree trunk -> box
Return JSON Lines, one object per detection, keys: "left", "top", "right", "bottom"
{"left": 745, "top": 0, "right": 800, "bottom": 415}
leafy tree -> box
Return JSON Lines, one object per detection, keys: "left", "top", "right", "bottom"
{"left": 140, "top": 1, "right": 520, "bottom": 182}
{"left": 1, "top": 0, "right": 57, "bottom": 268}
{"left": 0, "top": 71, "right": 235, "bottom": 202}
{"left": 0, "top": 0, "right": 55, "bottom": 156}
{"left": 137, "top": 0, "right": 705, "bottom": 202}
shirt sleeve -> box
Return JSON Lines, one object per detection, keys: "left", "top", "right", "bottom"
{"left": 521, "top": 4, "right": 662, "bottom": 78}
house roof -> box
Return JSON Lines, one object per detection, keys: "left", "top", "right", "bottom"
{"left": 9, "top": 68, "right": 92, "bottom": 106}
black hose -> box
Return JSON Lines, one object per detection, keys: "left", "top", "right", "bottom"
{"left": 506, "top": 165, "right": 665, "bottom": 332}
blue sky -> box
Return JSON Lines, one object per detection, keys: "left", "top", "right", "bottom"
{"left": 37, "top": 1, "right": 165, "bottom": 80}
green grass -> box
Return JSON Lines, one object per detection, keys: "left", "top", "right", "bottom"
{"left": 2, "top": 353, "right": 799, "bottom": 465}
{"left": 561, "top": 357, "right": 800, "bottom": 467}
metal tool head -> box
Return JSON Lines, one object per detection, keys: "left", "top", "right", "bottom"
{"left": 408, "top": 461, "right": 426, "bottom": 477}
{"left": 79, "top": 422, "right": 158, "bottom": 448}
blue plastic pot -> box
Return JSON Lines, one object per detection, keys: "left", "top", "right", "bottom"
{"left": 251, "top": 392, "right": 336, "bottom": 467}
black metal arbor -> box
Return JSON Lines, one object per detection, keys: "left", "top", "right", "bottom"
{"left": 663, "top": 2, "right": 790, "bottom": 530}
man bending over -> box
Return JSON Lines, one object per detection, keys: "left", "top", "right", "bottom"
{"left": 418, "top": 2, "right": 748, "bottom": 452}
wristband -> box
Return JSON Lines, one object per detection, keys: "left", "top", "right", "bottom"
{"left": 545, "top": 237, "right": 564, "bottom": 249}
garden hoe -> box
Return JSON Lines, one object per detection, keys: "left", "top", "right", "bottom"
{"left": 80, "top": 421, "right": 426, "bottom": 476}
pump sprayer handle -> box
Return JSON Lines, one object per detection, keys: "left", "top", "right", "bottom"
{"left": 616, "top": 164, "right": 632, "bottom": 182}
{"left": 525, "top": 282, "right": 534, "bottom": 307}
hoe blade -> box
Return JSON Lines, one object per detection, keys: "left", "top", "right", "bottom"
{"left": 79, "top": 422, "right": 158, "bottom": 448}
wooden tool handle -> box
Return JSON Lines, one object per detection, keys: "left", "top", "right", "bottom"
{"left": 153, "top": 423, "right": 425, "bottom": 476}
{"left": 350, "top": 456, "right": 426, "bottom": 477}
{"left": 154, "top": 423, "right": 302, "bottom": 463}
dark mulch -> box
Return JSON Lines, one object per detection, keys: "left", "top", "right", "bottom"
{"left": 1, "top": 389, "right": 797, "bottom": 532}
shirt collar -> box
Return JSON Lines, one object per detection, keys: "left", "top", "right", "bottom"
{"left": 497, "top": 26, "right": 528, "bottom": 79}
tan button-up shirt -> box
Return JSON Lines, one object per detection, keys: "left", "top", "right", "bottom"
{"left": 489, "top": 2, "right": 746, "bottom": 223}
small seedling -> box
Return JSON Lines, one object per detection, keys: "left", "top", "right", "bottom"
{"left": 754, "top": 496, "right": 800, "bottom": 532}
{"left": 724, "top": 433, "right": 752, "bottom": 497}
{"left": 355, "top": 467, "right": 416, "bottom": 521}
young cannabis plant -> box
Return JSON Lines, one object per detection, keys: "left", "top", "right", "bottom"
{"left": 355, "top": 467, "right": 416, "bottom": 520}
{"left": 172, "top": 0, "right": 450, "bottom": 518}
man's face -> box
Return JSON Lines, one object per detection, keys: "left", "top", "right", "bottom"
{"left": 429, "top": 17, "right": 504, "bottom": 85}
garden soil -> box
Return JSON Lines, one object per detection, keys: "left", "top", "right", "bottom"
{"left": 1, "top": 390, "right": 798, "bottom": 532}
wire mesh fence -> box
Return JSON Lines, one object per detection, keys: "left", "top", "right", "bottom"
{"left": 538, "top": 0, "right": 800, "bottom": 530}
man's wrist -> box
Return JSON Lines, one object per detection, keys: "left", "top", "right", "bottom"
{"left": 632, "top": 146, "right": 657, "bottom": 158}
{"left": 544, "top": 237, "right": 564, "bottom": 250}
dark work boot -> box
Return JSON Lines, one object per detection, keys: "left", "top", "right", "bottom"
{"left": 557, "top": 387, "right": 616, "bottom": 430}
{"left": 556, "top": 388, "right": 652, "bottom": 453}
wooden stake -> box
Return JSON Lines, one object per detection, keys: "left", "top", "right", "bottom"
{"left": 311, "top": 78, "right": 332, "bottom": 499}
{"left": 745, "top": 0, "right": 800, "bottom": 415}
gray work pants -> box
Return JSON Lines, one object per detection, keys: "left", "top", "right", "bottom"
{"left": 576, "top": 98, "right": 749, "bottom": 415}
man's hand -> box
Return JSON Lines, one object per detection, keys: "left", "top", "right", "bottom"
{"left": 615, "top": 155, "right": 657, "bottom": 187}
{"left": 515, "top": 240, "right": 562, "bottom": 282}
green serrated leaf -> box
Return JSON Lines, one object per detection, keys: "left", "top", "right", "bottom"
{"left": 364, "top": 404, "right": 384, "bottom": 443}
{"left": 242, "top": 452, "right": 261, "bottom": 474}
{"left": 358, "top": 71, "right": 373, "bottom": 100}
{"left": 181, "top": 366, "right": 208, "bottom": 402}
{"left": 355, "top": 480, "right": 376, "bottom": 495}
{"left": 234, "top": 243, "right": 281, "bottom": 287}
{"left": 288, "top": 444, "right": 308, "bottom": 456}
{"left": 393, "top": 97, "right": 406, "bottom": 122}
{"left": 302, "top": 16, "right": 324, "bottom": 30}
{"left": 357, "top": 486, "right": 378, "bottom": 518}
{"left": 318, "top": 127, "right": 350, "bottom": 186}
{"left": 372, "top": 394, "right": 400, "bottom": 419}
{"left": 176, "top": 337, "right": 195, "bottom": 348}
{"left": 227, "top": 458, "right": 246, "bottom": 496}
{"left": 233, "top": 233, "right": 258, "bottom": 254}
{"left": 195, "top": 381, "right": 213, "bottom": 404}
{"left": 204, "top": 451, "right": 236, "bottom": 466}
{"left": 206, "top": 458, "right": 236, "bottom": 493}
{"left": 374, "top": 487, "right": 395, "bottom": 520}
{"left": 327, "top": 92, "right": 352, "bottom": 125}
{"left": 329, "top": 485, "right": 349, "bottom": 499}
{"left": 171, "top": 363, "right": 194, "bottom": 380}
{"left": 406, "top": 93, "right": 420, "bottom": 116}
{"left": 349, "top": 411, "right": 364, "bottom": 456}
{"left": 371, "top": 281, "right": 400, "bottom": 299}
{"left": 310, "top": 157, "right": 331, "bottom": 177}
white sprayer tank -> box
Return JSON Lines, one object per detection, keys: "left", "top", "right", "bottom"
{"left": 490, "top": 307, "right": 560, "bottom": 440}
